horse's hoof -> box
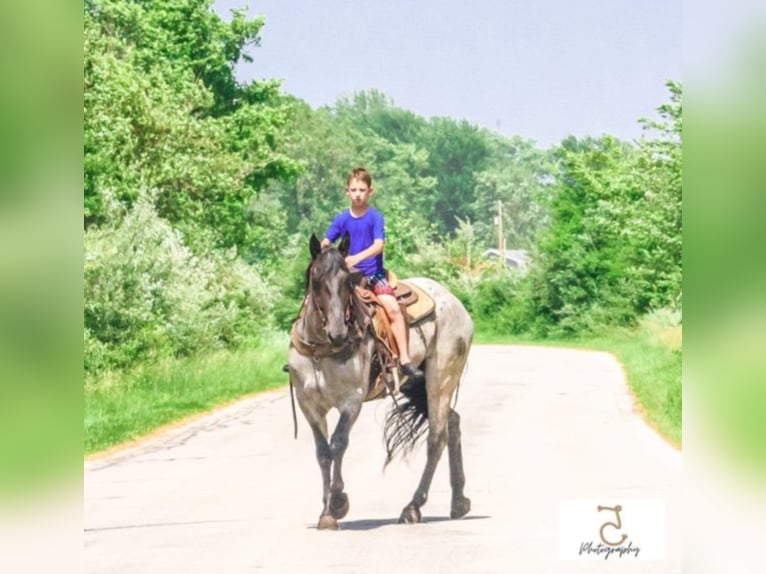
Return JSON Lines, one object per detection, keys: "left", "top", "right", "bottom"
{"left": 317, "top": 514, "right": 338, "bottom": 530}
{"left": 450, "top": 496, "right": 471, "bottom": 519}
{"left": 398, "top": 505, "right": 421, "bottom": 524}
{"left": 329, "top": 492, "right": 349, "bottom": 519}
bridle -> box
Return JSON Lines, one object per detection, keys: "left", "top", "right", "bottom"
{"left": 286, "top": 248, "right": 415, "bottom": 441}
{"left": 291, "top": 256, "right": 366, "bottom": 360}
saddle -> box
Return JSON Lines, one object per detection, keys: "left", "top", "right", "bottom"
{"left": 355, "top": 274, "right": 435, "bottom": 401}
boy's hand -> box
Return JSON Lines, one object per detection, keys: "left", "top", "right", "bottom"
{"left": 344, "top": 255, "right": 359, "bottom": 268}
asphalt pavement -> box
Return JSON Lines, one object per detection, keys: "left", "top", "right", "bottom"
{"left": 84, "top": 345, "right": 682, "bottom": 573}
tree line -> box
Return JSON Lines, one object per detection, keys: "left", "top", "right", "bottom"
{"left": 84, "top": 0, "right": 681, "bottom": 378}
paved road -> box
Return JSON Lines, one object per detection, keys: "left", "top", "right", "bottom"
{"left": 84, "top": 345, "right": 681, "bottom": 573}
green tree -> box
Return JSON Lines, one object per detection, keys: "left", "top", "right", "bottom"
{"left": 264, "top": 100, "right": 371, "bottom": 236}
{"left": 84, "top": 0, "right": 297, "bottom": 250}
{"left": 530, "top": 82, "right": 682, "bottom": 335}
{"left": 474, "top": 135, "right": 556, "bottom": 250}
{"left": 631, "top": 80, "right": 682, "bottom": 310}
{"left": 334, "top": 90, "right": 426, "bottom": 144}
{"left": 533, "top": 136, "right": 639, "bottom": 333}
{"left": 420, "top": 118, "right": 492, "bottom": 234}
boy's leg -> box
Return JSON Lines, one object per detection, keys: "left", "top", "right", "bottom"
{"left": 377, "top": 293, "right": 424, "bottom": 382}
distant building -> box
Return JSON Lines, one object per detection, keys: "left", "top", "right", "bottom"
{"left": 482, "top": 249, "right": 530, "bottom": 271}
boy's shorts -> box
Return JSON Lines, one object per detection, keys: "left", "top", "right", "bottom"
{"left": 367, "top": 271, "right": 395, "bottom": 296}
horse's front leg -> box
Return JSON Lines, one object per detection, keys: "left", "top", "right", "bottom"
{"left": 325, "top": 402, "right": 361, "bottom": 524}
{"left": 306, "top": 421, "right": 336, "bottom": 530}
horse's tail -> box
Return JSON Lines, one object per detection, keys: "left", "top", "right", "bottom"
{"left": 383, "top": 379, "right": 429, "bottom": 468}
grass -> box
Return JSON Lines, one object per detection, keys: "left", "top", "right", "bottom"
{"left": 84, "top": 332, "right": 289, "bottom": 454}
{"left": 84, "top": 318, "right": 682, "bottom": 455}
{"left": 474, "top": 317, "right": 682, "bottom": 448}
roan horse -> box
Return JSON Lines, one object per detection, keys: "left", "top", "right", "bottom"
{"left": 287, "top": 234, "right": 473, "bottom": 529}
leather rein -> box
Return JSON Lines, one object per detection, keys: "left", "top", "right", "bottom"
{"left": 289, "top": 271, "right": 369, "bottom": 362}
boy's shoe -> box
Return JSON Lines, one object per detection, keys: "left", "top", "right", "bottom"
{"left": 400, "top": 362, "right": 424, "bottom": 383}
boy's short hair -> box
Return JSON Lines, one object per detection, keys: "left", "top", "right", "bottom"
{"left": 347, "top": 167, "right": 372, "bottom": 188}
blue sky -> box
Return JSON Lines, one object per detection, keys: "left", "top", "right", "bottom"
{"left": 214, "top": 0, "right": 681, "bottom": 147}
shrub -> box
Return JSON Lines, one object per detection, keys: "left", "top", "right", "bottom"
{"left": 84, "top": 192, "right": 275, "bottom": 376}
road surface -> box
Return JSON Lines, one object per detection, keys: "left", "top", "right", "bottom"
{"left": 85, "top": 345, "right": 682, "bottom": 573}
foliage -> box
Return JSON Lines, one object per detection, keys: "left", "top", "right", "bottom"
{"left": 532, "top": 137, "right": 641, "bottom": 333}
{"left": 473, "top": 135, "right": 556, "bottom": 249}
{"left": 632, "top": 80, "right": 683, "bottom": 311}
{"left": 529, "top": 85, "right": 682, "bottom": 336}
{"left": 84, "top": 0, "right": 298, "bottom": 249}
{"left": 468, "top": 267, "right": 530, "bottom": 335}
{"left": 420, "top": 117, "right": 492, "bottom": 235}
{"left": 84, "top": 192, "right": 275, "bottom": 374}
{"left": 82, "top": 0, "right": 681, "bottom": 393}
{"left": 264, "top": 100, "right": 371, "bottom": 237}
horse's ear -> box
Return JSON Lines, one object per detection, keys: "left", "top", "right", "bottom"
{"left": 349, "top": 269, "right": 364, "bottom": 286}
{"left": 310, "top": 234, "right": 321, "bottom": 260}
{"left": 338, "top": 233, "right": 351, "bottom": 258}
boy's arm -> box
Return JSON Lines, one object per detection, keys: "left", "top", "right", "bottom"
{"left": 346, "top": 239, "right": 384, "bottom": 268}
{"left": 323, "top": 213, "right": 344, "bottom": 248}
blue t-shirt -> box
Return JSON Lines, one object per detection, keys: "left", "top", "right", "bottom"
{"left": 325, "top": 207, "right": 385, "bottom": 276}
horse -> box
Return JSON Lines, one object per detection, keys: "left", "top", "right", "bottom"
{"left": 286, "top": 233, "right": 473, "bottom": 529}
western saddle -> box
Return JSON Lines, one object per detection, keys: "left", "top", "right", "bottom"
{"left": 356, "top": 273, "right": 435, "bottom": 401}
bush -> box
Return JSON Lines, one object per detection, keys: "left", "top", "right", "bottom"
{"left": 469, "top": 267, "right": 532, "bottom": 335}
{"left": 84, "top": 192, "right": 275, "bottom": 376}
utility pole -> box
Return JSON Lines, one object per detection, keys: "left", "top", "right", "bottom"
{"left": 497, "top": 200, "right": 505, "bottom": 253}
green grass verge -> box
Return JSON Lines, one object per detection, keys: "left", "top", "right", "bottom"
{"left": 84, "top": 332, "right": 289, "bottom": 454}
{"left": 474, "top": 321, "right": 682, "bottom": 447}
{"left": 85, "top": 321, "right": 681, "bottom": 455}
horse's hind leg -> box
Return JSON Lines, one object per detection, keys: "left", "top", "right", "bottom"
{"left": 447, "top": 409, "right": 471, "bottom": 518}
{"left": 399, "top": 397, "right": 450, "bottom": 524}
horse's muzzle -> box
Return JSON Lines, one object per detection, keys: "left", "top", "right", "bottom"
{"left": 328, "top": 331, "right": 347, "bottom": 347}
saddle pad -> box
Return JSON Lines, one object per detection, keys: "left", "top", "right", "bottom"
{"left": 398, "top": 280, "right": 435, "bottom": 324}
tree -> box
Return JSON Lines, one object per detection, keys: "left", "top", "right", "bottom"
{"left": 334, "top": 90, "right": 427, "bottom": 144}
{"left": 473, "top": 135, "right": 555, "bottom": 250}
{"left": 631, "top": 80, "right": 682, "bottom": 310}
{"left": 84, "top": 0, "right": 298, "bottom": 250}
{"left": 420, "top": 118, "right": 491, "bottom": 234}
{"left": 533, "top": 136, "right": 639, "bottom": 333}
{"left": 530, "top": 82, "right": 682, "bottom": 334}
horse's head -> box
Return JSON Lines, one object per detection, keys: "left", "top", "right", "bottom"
{"left": 306, "top": 233, "right": 362, "bottom": 346}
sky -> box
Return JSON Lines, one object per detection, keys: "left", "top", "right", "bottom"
{"left": 214, "top": 0, "right": 681, "bottom": 147}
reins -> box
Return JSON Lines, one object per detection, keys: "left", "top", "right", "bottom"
{"left": 287, "top": 257, "right": 369, "bottom": 439}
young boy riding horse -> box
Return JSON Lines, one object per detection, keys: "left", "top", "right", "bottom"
{"left": 320, "top": 167, "right": 425, "bottom": 384}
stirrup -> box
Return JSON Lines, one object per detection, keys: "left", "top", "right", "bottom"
{"left": 400, "top": 362, "right": 424, "bottom": 382}
{"left": 390, "top": 368, "right": 402, "bottom": 394}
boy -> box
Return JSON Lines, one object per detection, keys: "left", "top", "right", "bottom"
{"left": 321, "top": 167, "right": 425, "bottom": 383}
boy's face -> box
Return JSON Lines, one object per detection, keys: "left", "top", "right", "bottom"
{"left": 345, "top": 178, "right": 374, "bottom": 208}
